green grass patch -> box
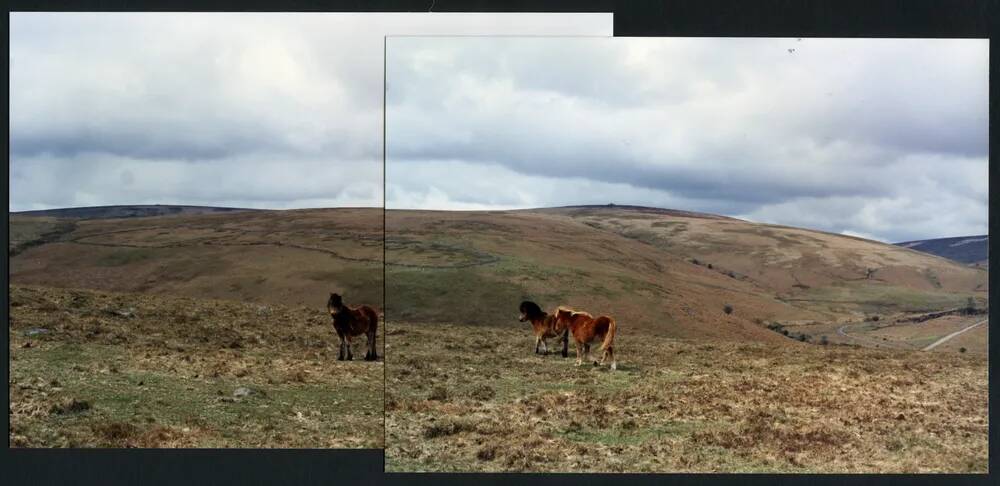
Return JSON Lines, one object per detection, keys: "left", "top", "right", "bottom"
{"left": 301, "top": 265, "right": 383, "bottom": 306}
{"left": 11, "top": 341, "right": 381, "bottom": 448}
{"left": 613, "top": 274, "right": 668, "bottom": 298}
{"left": 9, "top": 218, "right": 77, "bottom": 255}
{"left": 650, "top": 221, "right": 689, "bottom": 236}
{"left": 788, "top": 282, "right": 974, "bottom": 314}
{"left": 560, "top": 420, "right": 706, "bottom": 446}
{"left": 386, "top": 267, "right": 527, "bottom": 326}
{"left": 485, "top": 363, "right": 636, "bottom": 401}
{"left": 95, "top": 248, "right": 158, "bottom": 267}
{"left": 719, "top": 227, "right": 810, "bottom": 248}
{"left": 386, "top": 236, "right": 498, "bottom": 267}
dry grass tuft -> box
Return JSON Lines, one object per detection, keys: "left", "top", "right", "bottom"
{"left": 49, "top": 398, "right": 91, "bottom": 415}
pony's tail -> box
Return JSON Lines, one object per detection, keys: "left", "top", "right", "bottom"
{"left": 601, "top": 316, "right": 616, "bottom": 351}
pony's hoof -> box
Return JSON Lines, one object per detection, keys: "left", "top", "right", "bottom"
{"left": 611, "top": 363, "right": 617, "bottom": 371}
{"left": 593, "top": 361, "right": 599, "bottom": 367}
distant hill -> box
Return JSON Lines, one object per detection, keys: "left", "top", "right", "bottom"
{"left": 9, "top": 208, "right": 384, "bottom": 309}
{"left": 11, "top": 204, "right": 258, "bottom": 220}
{"left": 9, "top": 203, "right": 987, "bottom": 344}
{"left": 895, "top": 235, "right": 988, "bottom": 266}
{"left": 384, "top": 205, "right": 986, "bottom": 343}
{"left": 548, "top": 204, "right": 736, "bottom": 220}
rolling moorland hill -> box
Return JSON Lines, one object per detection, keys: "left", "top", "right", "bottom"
{"left": 9, "top": 208, "right": 384, "bottom": 309}
{"left": 895, "top": 235, "right": 988, "bottom": 267}
{"left": 385, "top": 206, "right": 987, "bottom": 343}
{"left": 12, "top": 204, "right": 985, "bottom": 345}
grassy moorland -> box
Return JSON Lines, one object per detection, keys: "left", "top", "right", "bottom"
{"left": 9, "top": 285, "right": 383, "bottom": 448}
{"left": 384, "top": 206, "right": 987, "bottom": 472}
{"left": 9, "top": 208, "right": 384, "bottom": 448}
{"left": 385, "top": 321, "right": 987, "bottom": 473}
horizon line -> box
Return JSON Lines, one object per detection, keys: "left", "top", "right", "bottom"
{"left": 9, "top": 203, "right": 986, "bottom": 244}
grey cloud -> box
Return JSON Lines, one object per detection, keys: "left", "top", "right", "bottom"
{"left": 10, "top": 122, "right": 285, "bottom": 161}
{"left": 386, "top": 37, "right": 988, "bottom": 242}
{"left": 10, "top": 153, "right": 382, "bottom": 212}
{"left": 10, "top": 12, "right": 611, "bottom": 210}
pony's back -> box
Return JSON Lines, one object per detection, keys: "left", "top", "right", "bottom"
{"left": 360, "top": 305, "right": 379, "bottom": 331}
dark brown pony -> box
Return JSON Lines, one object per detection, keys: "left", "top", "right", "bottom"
{"left": 327, "top": 293, "right": 379, "bottom": 361}
{"left": 518, "top": 301, "right": 568, "bottom": 357}
{"left": 554, "top": 308, "right": 617, "bottom": 370}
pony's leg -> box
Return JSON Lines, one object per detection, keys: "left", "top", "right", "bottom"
{"left": 575, "top": 342, "right": 583, "bottom": 366}
{"left": 365, "top": 329, "right": 375, "bottom": 361}
{"left": 584, "top": 343, "right": 595, "bottom": 365}
{"left": 337, "top": 334, "right": 346, "bottom": 361}
{"left": 561, "top": 331, "right": 569, "bottom": 358}
{"left": 535, "top": 335, "right": 542, "bottom": 354}
{"left": 345, "top": 336, "right": 353, "bottom": 361}
{"left": 541, "top": 338, "right": 549, "bottom": 355}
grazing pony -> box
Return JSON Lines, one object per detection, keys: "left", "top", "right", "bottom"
{"left": 554, "top": 308, "right": 617, "bottom": 370}
{"left": 518, "top": 301, "right": 569, "bottom": 357}
{"left": 327, "top": 293, "right": 379, "bottom": 361}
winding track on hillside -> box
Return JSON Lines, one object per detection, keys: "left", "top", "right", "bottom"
{"left": 837, "top": 318, "right": 988, "bottom": 351}
{"left": 836, "top": 323, "right": 907, "bottom": 349}
{"left": 922, "top": 319, "right": 988, "bottom": 351}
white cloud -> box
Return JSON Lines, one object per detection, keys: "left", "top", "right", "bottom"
{"left": 386, "top": 37, "right": 988, "bottom": 242}
{"left": 9, "top": 12, "right": 611, "bottom": 211}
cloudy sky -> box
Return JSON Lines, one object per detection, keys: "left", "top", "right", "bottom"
{"left": 386, "top": 37, "right": 988, "bottom": 243}
{"left": 9, "top": 12, "right": 611, "bottom": 212}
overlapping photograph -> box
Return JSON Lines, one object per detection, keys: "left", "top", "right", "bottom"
{"left": 7, "top": 12, "right": 610, "bottom": 449}
{"left": 383, "top": 37, "right": 989, "bottom": 472}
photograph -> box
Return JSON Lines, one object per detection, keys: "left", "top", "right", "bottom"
{"left": 7, "top": 12, "right": 610, "bottom": 449}
{"left": 383, "top": 36, "right": 989, "bottom": 472}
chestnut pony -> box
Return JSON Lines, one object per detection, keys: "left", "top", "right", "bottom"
{"left": 327, "top": 292, "right": 379, "bottom": 361}
{"left": 554, "top": 308, "right": 617, "bottom": 370}
{"left": 518, "top": 301, "right": 568, "bottom": 357}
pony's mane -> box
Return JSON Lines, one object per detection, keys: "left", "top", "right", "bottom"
{"left": 556, "top": 306, "right": 592, "bottom": 318}
{"left": 520, "top": 300, "right": 546, "bottom": 319}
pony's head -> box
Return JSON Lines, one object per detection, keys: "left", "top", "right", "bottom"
{"left": 327, "top": 292, "right": 344, "bottom": 314}
{"left": 519, "top": 300, "right": 544, "bottom": 323}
